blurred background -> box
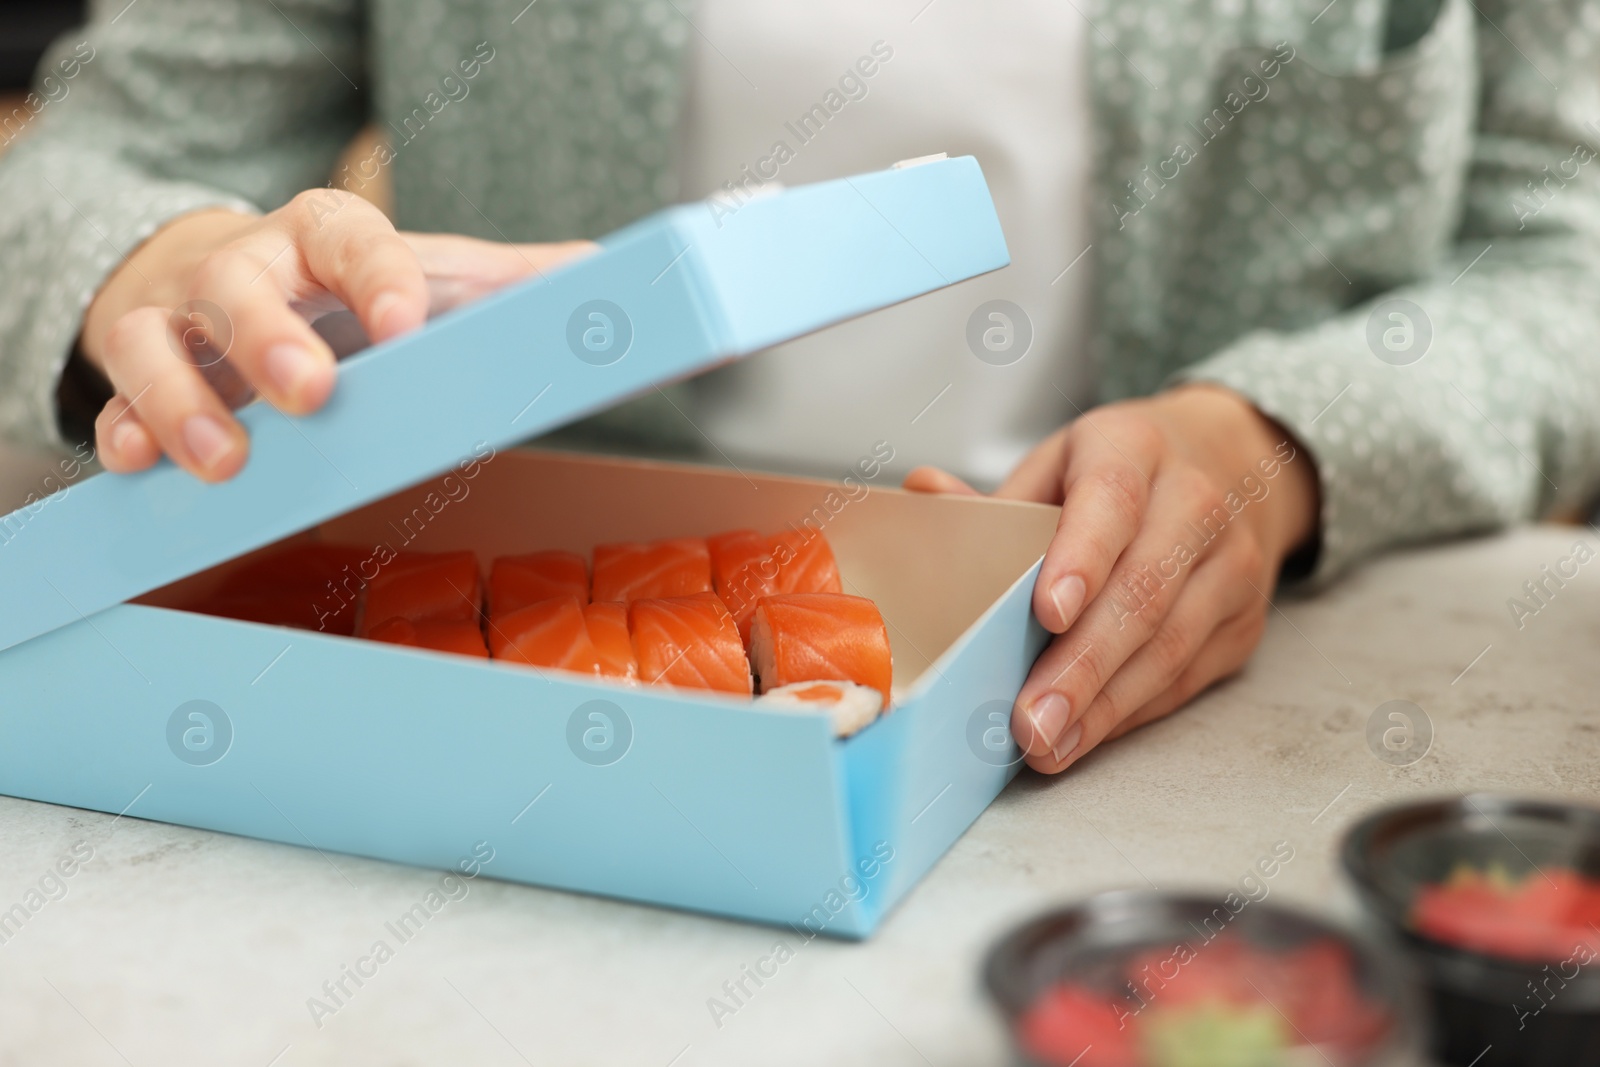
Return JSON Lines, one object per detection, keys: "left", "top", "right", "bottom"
{"left": 1, "top": 2, "right": 1589, "bottom": 528}
{"left": 0, "top": 1, "right": 86, "bottom": 510}
{"left": 0, "top": 0, "right": 396, "bottom": 512}
{"left": 0, "top": 1, "right": 81, "bottom": 94}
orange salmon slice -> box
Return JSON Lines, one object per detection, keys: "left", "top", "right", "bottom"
{"left": 358, "top": 551, "right": 482, "bottom": 633}
{"left": 491, "top": 596, "right": 639, "bottom": 682}
{"left": 489, "top": 550, "right": 589, "bottom": 615}
{"left": 709, "top": 528, "right": 842, "bottom": 644}
{"left": 629, "top": 592, "right": 751, "bottom": 695}
{"left": 367, "top": 616, "right": 488, "bottom": 658}
{"left": 591, "top": 537, "right": 712, "bottom": 604}
{"left": 748, "top": 592, "right": 892, "bottom": 706}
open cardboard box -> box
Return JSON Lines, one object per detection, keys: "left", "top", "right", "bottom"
{"left": 0, "top": 157, "right": 1054, "bottom": 937}
{"left": 0, "top": 451, "right": 1055, "bottom": 937}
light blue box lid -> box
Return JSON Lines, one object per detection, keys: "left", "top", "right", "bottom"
{"left": 0, "top": 156, "right": 1008, "bottom": 652}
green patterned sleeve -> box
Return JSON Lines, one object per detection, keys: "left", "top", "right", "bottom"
{"left": 1180, "top": 0, "right": 1600, "bottom": 583}
{"left": 0, "top": 0, "right": 365, "bottom": 452}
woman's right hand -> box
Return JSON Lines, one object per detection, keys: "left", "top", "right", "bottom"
{"left": 80, "top": 189, "right": 593, "bottom": 482}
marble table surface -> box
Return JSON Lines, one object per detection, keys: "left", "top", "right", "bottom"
{"left": 0, "top": 504, "right": 1594, "bottom": 1066}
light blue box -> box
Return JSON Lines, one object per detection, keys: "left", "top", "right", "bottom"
{"left": 0, "top": 157, "right": 1056, "bottom": 937}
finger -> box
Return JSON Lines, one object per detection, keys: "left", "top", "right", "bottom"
{"left": 1025, "top": 609, "right": 1265, "bottom": 778}
{"left": 993, "top": 424, "right": 1070, "bottom": 502}
{"left": 94, "top": 395, "right": 160, "bottom": 473}
{"left": 1050, "top": 537, "right": 1262, "bottom": 758}
{"left": 99, "top": 306, "right": 249, "bottom": 481}
{"left": 405, "top": 235, "right": 598, "bottom": 313}
{"left": 1010, "top": 466, "right": 1220, "bottom": 758}
{"left": 405, "top": 235, "right": 594, "bottom": 282}
{"left": 288, "top": 190, "right": 430, "bottom": 344}
{"left": 1027, "top": 419, "right": 1163, "bottom": 634}
{"left": 182, "top": 239, "right": 338, "bottom": 415}
{"left": 506, "top": 239, "right": 597, "bottom": 274}
{"left": 902, "top": 466, "right": 980, "bottom": 495}
{"left": 1102, "top": 610, "right": 1266, "bottom": 743}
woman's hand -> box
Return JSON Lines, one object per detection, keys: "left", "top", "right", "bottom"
{"left": 80, "top": 191, "right": 593, "bottom": 482}
{"left": 904, "top": 385, "right": 1319, "bottom": 774}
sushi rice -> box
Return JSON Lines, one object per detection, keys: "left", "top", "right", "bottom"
{"left": 755, "top": 680, "right": 882, "bottom": 738}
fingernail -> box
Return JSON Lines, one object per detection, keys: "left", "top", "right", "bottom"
{"left": 110, "top": 420, "right": 142, "bottom": 457}
{"left": 369, "top": 291, "right": 409, "bottom": 338}
{"left": 263, "top": 344, "right": 320, "bottom": 400}
{"left": 1051, "top": 722, "right": 1084, "bottom": 764}
{"left": 1024, "top": 692, "right": 1071, "bottom": 755}
{"left": 1049, "top": 574, "right": 1087, "bottom": 630}
{"left": 182, "top": 413, "right": 233, "bottom": 471}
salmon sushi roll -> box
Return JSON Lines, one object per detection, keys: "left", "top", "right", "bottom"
{"left": 195, "top": 589, "right": 340, "bottom": 634}
{"left": 768, "top": 529, "right": 843, "bottom": 596}
{"left": 709, "top": 528, "right": 844, "bottom": 644}
{"left": 591, "top": 537, "right": 712, "bottom": 604}
{"left": 203, "top": 542, "right": 372, "bottom": 634}
{"left": 490, "top": 597, "right": 638, "bottom": 683}
{"left": 367, "top": 617, "right": 489, "bottom": 659}
{"left": 358, "top": 550, "right": 482, "bottom": 634}
{"left": 488, "top": 596, "right": 586, "bottom": 669}
{"left": 215, "top": 542, "right": 371, "bottom": 598}
{"left": 583, "top": 601, "right": 639, "bottom": 682}
{"left": 629, "top": 592, "right": 752, "bottom": 695}
{"left": 755, "top": 680, "right": 883, "bottom": 738}
{"left": 748, "top": 593, "right": 892, "bottom": 707}
{"left": 489, "top": 550, "right": 589, "bottom": 616}
{"left": 708, "top": 529, "right": 779, "bottom": 641}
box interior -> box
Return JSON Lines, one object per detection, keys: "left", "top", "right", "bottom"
{"left": 140, "top": 449, "right": 1059, "bottom": 702}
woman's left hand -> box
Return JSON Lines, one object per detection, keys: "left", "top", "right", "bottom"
{"left": 904, "top": 385, "right": 1319, "bottom": 774}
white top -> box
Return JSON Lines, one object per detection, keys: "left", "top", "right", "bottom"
{"left": 677, "top": 2, "right": 1096, "bottom": 487}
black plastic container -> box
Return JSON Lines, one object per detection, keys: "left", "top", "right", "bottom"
{"left": 1342, "top": 794, "right": 1600, "bottom": 1067}
{"left": 982, "top": 890, "right": 1420, "bottom": 1067}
